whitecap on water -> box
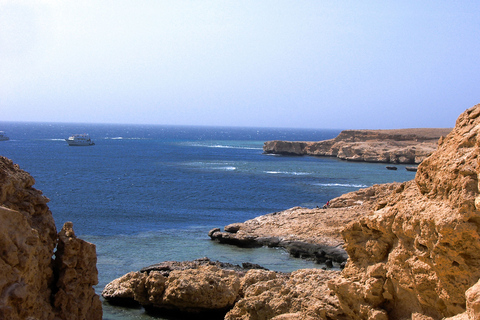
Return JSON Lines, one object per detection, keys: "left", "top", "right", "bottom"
{"left": 265, "top": 171, "right": 310, "bottom": 175}
{"left": 315, "top": 183, "right": 369, "bottom": 188}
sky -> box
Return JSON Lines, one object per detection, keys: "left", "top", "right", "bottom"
{"left": 1, "top": 1, "right": 479, "bottom": 129}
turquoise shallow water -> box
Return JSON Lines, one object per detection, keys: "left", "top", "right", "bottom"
{"left": 0, "top": 122, "right": 416, "bottom": 319}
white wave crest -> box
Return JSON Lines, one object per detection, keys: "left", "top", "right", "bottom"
{"left": 315, "top": 183, "right": 368, "bottom": 188}
{"left": 265, "top": 171, "right": 309, "bottom": 175}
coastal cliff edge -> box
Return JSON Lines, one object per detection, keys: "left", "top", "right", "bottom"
{"left": 263, "top": 128, "right": 452, "bottom": 164}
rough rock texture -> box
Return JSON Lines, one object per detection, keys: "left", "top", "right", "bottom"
{"left": 103, "top": 258, "right": 271, "bottom": 316}
{"left": 263, "top": 128, "right": 451, "bottom": 164}
{"left": 329, "top": 105, "right": 480, "bottom": 319}
{"left": 103, "top": 258, "right": 344, "bottom": 320}
{"left": 444, "top": 278, "right": 480, "bottom": 320}
{"left": 53, "top": 222, "right": 102, "bottom": 320}
{"left": 209, "top": 183, "right": 400, "bottom": 265}
{"left": 225, "top": 269, "right": 344, "bottom": 320}
{"left": 0, "top": 156, "right": 101, "bottom": 320}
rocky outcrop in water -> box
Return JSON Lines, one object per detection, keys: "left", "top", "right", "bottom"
{"left": 0, "top": 156, "right": 101, "bottom": 320}
{"left": 209, "top": 183, "right": 400, "bottom": 265}
{"left": 102, "top": 257, "right": 344, "bottom": 319}
{"left": 263, "top": 128, "right": 451, "bottom": 164}
{"left": 103, "top": 258, "right": 282, "bottom": 317}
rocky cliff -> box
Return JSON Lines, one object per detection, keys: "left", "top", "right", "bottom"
{"left": 0, "top": 156, "right": 102, "bottom": 320}
{"left": 263, "top": 128, "right": 451, "bottom": 164}
{"left": 329, "top": 105, "right": 480, "bottom": 320}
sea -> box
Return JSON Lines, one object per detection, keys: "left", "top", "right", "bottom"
{"left": 0, "top": 122, "right": 416, "bottom": 319}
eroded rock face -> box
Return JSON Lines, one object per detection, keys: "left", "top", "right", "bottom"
{"left": 263, "top": 128, "right": 451, "bottom": 164}
{"left": 103, "top": 258, "right": 345, "bottom": 320}
{"left": 0, "top": 156, "right": 101, "bottom": 320}
{"left": 103, "top": 258, "right": 263, "bottom": 315}
{"left": 53, "top": 222, "right": 102, "bottom": 320}
{"left": 329, "top": 105, "right": 480, "bottom": 319}
{"left": 225, "top": 269, "right": 344, "bottom": 320}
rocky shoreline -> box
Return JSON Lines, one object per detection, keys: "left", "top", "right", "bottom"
{"left": 102, "top": 105, "right": 480, "bottom": 320}
{"left": 263, "top": 128, "right": 452, "bottom": 164}
{"left": 208, "top": 182, "right": 401, "bottom": 267}
{"left": 5, "top": 105, "right": 480, "bottom": 320}
{"left": 102, "top": 257, "right": 343, "bottom": 319}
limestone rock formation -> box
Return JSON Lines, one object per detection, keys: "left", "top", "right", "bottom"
{"left": 263, "top": 128, "right": 451, "bottom": 164}
{"left": 102, "top": 258, "right": 270, "bottom": 316}
{"left": 209, "top": 183, "right": 400, "bottom": 265}
{"left": 225, "top": 269, "right": 344, "bottom": 320}
{"left": 53, "top": 222, "right": 102, "bottom": 320}
{"left": 328, "top": 104, "right": 480, "bottom": 319}
{"left": 0, "top": 156, "right": 101, "bottom": 320}
{"left": 103, "top": 258, "right": 344, "bottom": 320}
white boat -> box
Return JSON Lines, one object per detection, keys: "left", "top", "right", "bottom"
{"left": 65, "top": 134, "right": 95, "bottom": 146}
{"left": 0, "top": 131, "right": 9, "bottom": 141}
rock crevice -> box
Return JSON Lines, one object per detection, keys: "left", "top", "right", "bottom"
{"left": 0, "top": 156, "right": 101, "bottom": 320}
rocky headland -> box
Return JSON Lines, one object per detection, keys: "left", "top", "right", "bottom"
{"left": 0, "top": 156, "right": 102, "bottom": 319}
{"left": 104, "top": 104, "right": 480, "bottom": 320}
{"left": 208, "top": 182, "right": 401, "bottom": 266}
{"left": 263, "top": 128, "right": 452, "bottom": 164}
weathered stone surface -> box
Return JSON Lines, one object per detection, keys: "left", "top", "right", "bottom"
{"left": 329, "top": 104, "right": 480, "bottom": 319}
{"left": 209, "top": 183, "right": 399, "bottom": 264}
{"left": 0, "top": 156, "right": 101, "bottom": 320}
{"left": 0, "top": 205, "right": 55, "bottom": 320}
{"left": 225, "top": 269, "right": 344, "bottom": 320}
{"left": 263, "top": 128, "right": 451, "bottom": 164}
{"left": 53, "top": 222, "right": 102, "bottom": 320}
{"left": 102, "top": 258, "right": 272, "bottom": 316}
{"left": 444, "top": 278, "right": 480, "bottom": 320}
{"left": 104, "top": 258, "right": 344, "bottom": 320}
{"left": 162, "top": 265, "right": 240, "bottom": 311}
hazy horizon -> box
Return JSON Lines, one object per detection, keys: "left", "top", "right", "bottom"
{"left": 0, "top": 118, "right": 457, "bottom": 131}
{"left": 1, "top": 1, "right": 479, "bottom": 130}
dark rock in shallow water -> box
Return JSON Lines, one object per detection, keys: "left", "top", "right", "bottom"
{"left": 140, "top": 257, "right": 268, "bottom": 275}
{"left": 241, "top": 262, "right": 268, "bottom": 270}
{"left": 209, "top": 226, "right": 348, "bottom": 264}
{"left": 208, "top": 227, "right": 221, "bottom": 238}
{"left": 208, "top": 228, "right": 263, "bottom": 248}
{"left": 283, "top": 241, "right": 348, "bottom": 264}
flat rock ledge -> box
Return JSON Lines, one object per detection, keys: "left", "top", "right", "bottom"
{"left": 209, "top": 182, "right": 402, "bottom": 267}
{"left": 208, "top": 225, "right": 347, "bottom": 266}
{"left": 263, "top": 128, "right": 451, "bottom": 164}
{"left": 102, "top": 257, "right": 343, "bottom": 319}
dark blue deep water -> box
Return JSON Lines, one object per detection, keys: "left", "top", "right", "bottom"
{"left": 0, "top": 122, "right": 416, "bottom": 319}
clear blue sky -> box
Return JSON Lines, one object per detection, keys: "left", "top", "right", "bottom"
{"left": 1, "top": 1, "right": 479, "bottom": 129}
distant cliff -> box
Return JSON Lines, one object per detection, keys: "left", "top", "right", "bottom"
{"left": 263, "top": 128, "right": 452, "bottom": 164}
{"left": 0, "top": 157, "right": 102, "bottom": 320}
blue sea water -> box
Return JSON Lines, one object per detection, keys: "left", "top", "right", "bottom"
{"left": 0, "top": 122, "right": 416, "bottom": 319}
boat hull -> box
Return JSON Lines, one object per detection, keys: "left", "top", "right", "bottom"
{"left": 65, "top": 134, "right": 95, "bottom": 146}
{"left": 66, "top": 141, "right": 95, "bottom": 146}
